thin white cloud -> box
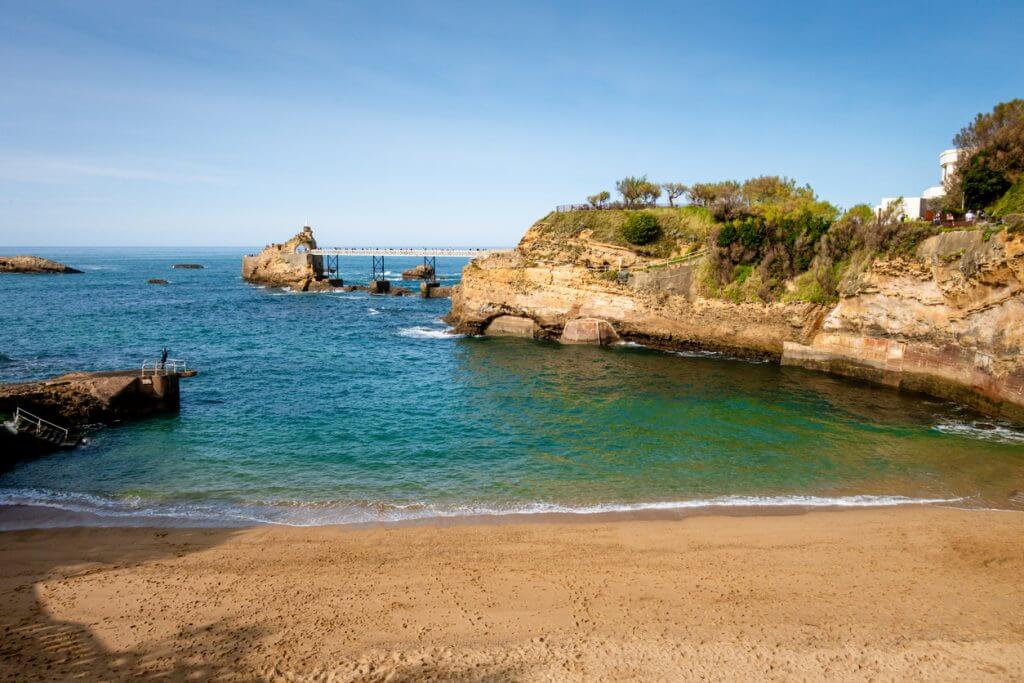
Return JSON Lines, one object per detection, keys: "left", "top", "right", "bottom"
{"left": 0, "top": 155, "right": 230, "bottom": 185}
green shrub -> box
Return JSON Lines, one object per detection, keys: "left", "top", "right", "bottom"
{"left": 992, "top": 181, "right": 1024, "bottom": 217}
{"left": 619, "top": 212, "right": 661, "bottom": 245}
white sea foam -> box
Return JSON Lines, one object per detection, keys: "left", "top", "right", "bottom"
{"left": 398, "top": 326, "right": 461, "bottom": 340}
{"left": 933, "top": 420, "right": 1024, "bottom": 445}
{"left": 0, "top": 488, "right": 968, "bottom": 530}
{"left": 615, "top": 340, "right": 768, "bottom": 363}
{"left": 367, "top": 307, "right": 381, "bottom": 316}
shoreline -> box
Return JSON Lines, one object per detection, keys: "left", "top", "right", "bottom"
{"left": 0, "top": 494, "right": 988, "bottom": 531}
{"left": 2, "top": 506, "right": 1022, "bottom": 680}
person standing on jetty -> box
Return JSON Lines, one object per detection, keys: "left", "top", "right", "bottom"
{"left": 158, "top": 348, "right": 168, "bottom": 371}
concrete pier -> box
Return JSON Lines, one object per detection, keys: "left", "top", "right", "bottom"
{"left": 1, "top": 364, "right": 198, "bottom": 467}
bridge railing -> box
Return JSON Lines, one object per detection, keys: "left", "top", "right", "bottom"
{"left": 310, "top": 247, "right": 499, "bottom": 257}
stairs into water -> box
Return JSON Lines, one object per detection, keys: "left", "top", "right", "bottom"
{"left": 3, "top": 407, "right": 80, "bottom": 449}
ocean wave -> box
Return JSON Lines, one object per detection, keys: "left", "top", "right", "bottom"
{"left": 367, "top": 307, "right": 381, "bottom": 316}
{"left": 0, "top": 488, "right": 965, "bottom": 529}
{"left": 932, "top": 420, "right": 1024, "bottom": 445}
{"left": 398, "top": 326, "right": 461, "bottom": 340}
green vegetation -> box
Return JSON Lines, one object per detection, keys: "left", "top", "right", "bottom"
{"left": 661, "top": 182, "right": 688, "bottom": 207}
{"left": 547, "top": 101, "right": 1024, "bottom": 305}
{"left": 947, "top": 99, "right": 1024, "bottom": 213}
{"left": 615, "top": 175, "right": 661, "bottom": 208}
{"left": 991, "top": 180, "right": 1024, "bottom": 217}
{"left": 620, "top": 212, "right": 661, "bottom": 245}
{"left": 587, "top": 190, "right": 610, "bottom": 209}
{"left": 537, "top": 206, "right": 712, "bottom": 258}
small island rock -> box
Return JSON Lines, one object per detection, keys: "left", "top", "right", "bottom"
{"left": 172, "top": 263, "right": 204, "bottom": 269}
{"left": 147, "top": 278, "right": 169, "bottom": 285}
{"left": 401, "top": 264, "right": 435, "bottom": 280}
{"left": 0, "top": 256, "right": 82, "bottom": 274}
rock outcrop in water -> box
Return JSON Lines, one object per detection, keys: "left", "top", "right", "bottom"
{"left": 242, "top": 226, "right": 334, "bottom": 291}
{"left": 0, "top": 256, "right": 81, "bottom": 274}
{"left": 402, "top": 264, "right": 435, "bottom": 280}
{"left": 447, "top": 216, "right": 1024, "bottom": 420}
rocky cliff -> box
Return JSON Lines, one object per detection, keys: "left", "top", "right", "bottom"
{"left": 448, "top": 216, "right": 1024, "bottom": 420}
{"left": 242, "top": 226, "right": 331, "bottom": 290}
{"left": 0, "top": 256, "right": 81, "bottom": 274}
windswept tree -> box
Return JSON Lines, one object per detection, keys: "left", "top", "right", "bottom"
{"left": 662, "top": 182, "right": 688, "bottom": 207}
{"left": 616, "top": 175, "right": 650, "bottom": 208}
{"left": 740, "top": 176, "right": 813, "bottom": 205}
{"left": 640, "top": 180, "right": 662, "bottom": 206}
{"left": 587, "top": 191, "right": 611, "bottom": 209}
{"left": 688, "top": 181, "right": 743, "bottom": 219}
{"left": 687, "top": 182, "right": 720, "bottom": 208}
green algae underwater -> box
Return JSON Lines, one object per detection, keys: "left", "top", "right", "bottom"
{"left": 1, "top": 248, "right": 1022, "bottom": 527}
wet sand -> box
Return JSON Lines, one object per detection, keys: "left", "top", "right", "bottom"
{"left": 1, "top": 506, "right": 1022, "bottom": 681}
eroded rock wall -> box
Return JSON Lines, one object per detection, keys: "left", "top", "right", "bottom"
{"left": 448, "top": 221, "right": 1024, "bottom": 419}
{"left": 783, "top": 230, "right": 1024, "bottom": 420}
{"left": 242, "top": 226, "right": 326, "bottom": 290}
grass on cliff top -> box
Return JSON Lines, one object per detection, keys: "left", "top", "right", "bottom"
{"left": 534, "top": 206, "right": 712, "bottom": 258}
{"left": 992, "top": 180, "right": 1024, "bottom": 217}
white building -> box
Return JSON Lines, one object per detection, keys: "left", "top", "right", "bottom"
{"left": 878, "top": 148, "right": 959, "bottom": 219}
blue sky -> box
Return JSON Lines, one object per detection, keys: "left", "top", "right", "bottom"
{"left": 1, "top": 1, "right": 1022, "bottom": 247}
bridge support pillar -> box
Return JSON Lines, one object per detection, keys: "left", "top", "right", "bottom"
{"left": 368, "top": 279, "right": 391, "bottom": 295}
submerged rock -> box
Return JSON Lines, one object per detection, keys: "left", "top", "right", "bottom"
{"left": 172, "top": 263, "right": 204, "bottom": 269}
{"left": 0, "top": 256, "right": 82, "bottom": 274}
{"left": 147, "top": 278, "right": 169, "bottom": 285}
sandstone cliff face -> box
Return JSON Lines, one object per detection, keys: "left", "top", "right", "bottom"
{"left": 448, "top": 221, "right": 824, "bottom": 359}
{"left": 448, "top": 219, "right": 1024, "bottom": 420}
{"left": 784, "top": 230, "right": 1024, "bottom": 420}
{"left": 242, "top": 226, "right": 328, "bottom": 290}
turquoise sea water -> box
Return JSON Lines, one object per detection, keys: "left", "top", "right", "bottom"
{"left": 1, "top": 247, "right": 1023, "bottom": 527}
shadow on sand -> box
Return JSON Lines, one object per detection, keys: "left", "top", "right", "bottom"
{"left": 0, "top": 526, "right": 261, "bottom": 681}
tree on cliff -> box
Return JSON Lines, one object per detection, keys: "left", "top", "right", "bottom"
{"left": 587, "top": 191, "right": 611, "bottom": 209}
{"left": 616, "top": 176, "right": 648, "bottom": 207}
{"left": 947, "top": 99, "right": 1024, "bottom": 211}
{"left": 641, "top": 181, "right": 662, "bottom": 206}
{"left": 662, "top": 182, "right": 688, "bottom": 207}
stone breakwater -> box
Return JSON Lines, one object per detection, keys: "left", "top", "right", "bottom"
{"left": 447, "top": 220, "right": 1024, "bottom": 420}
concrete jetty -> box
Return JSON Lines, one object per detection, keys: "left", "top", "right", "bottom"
{"left": 0, "top": 360, "right": 197, "bottom": 467}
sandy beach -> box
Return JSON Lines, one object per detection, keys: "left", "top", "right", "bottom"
{"left": 0, "top": 507, "right": 1021, "bottom": 681}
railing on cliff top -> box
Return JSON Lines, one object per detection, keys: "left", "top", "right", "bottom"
{"left": 141, "top": 359, "right": 189, "bottom": 376}
{"left": 555, "top": 202, "right": 687, "bottom": 212}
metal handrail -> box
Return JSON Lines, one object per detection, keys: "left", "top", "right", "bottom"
{"left": 13, "top": 407, "right": 70, "bottom": 442}
{"left": 141, "top": 358, "right": 188, "bottom": 376}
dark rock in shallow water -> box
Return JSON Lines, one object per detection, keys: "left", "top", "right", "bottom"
{"left": 0, "top": 256, "right": 82, "bottom": 274}
{"left": 147, "top": 278, "right": 169, "bottom": 285}
{"left": 172, "top": 263, "right": 204, "bottom": 269}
